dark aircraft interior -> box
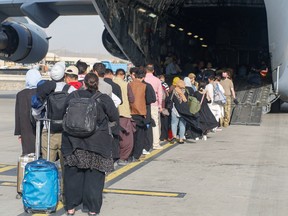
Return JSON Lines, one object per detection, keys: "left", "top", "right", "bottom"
{"left": 101, "top": 0, "right": 269, "bottom": 74}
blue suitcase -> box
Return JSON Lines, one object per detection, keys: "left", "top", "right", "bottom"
{"left": 22, "top": 119, "right": 59, "bottom": 213}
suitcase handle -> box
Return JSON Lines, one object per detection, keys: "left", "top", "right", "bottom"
{"left": 36, "top": 119, "right": 51, "bottom": 161}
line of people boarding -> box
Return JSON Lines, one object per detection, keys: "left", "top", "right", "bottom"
{"left": 14, "top": 61, "right": 238, "bottom": 216}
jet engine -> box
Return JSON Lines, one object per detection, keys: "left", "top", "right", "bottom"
{"left": 0, "top": 21, "right": 49, "bottom": 63}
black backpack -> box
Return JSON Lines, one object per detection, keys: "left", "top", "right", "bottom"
{"left": 47, "top": 84, "right": 70, "bottom": 133}
{"left": 63, "top": 91, "right": 102, "bottom": 137}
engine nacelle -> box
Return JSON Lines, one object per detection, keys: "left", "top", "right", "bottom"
{"left": 102, "top": 28, "right": 127, "bottom": 60}
{"left": 0, "top": 21, "right": 49, "bottom": 63}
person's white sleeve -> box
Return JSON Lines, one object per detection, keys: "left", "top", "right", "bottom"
{"left": 205, "top": 84, "right": 214, "bottom": 102}
{"left": 112, "top": 92, "right": 121, "bottom": 108}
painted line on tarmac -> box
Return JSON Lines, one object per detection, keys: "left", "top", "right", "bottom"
{"left": 4, "top": 142, "right": 183, "bottom": 215}
{"left": 0, "top": 181, "right": 186, "bottom": 199}
{"left": 0, "top": 181, "right": 17, "bottom": 187}
{"left": 105, "top": 141, "right": 178, "bottom": 187}
{"left": 104, "top": 188, "right": 186, "bottom": 198}
{"left": 0, "top": 165, "right": 17, "bottom": 173}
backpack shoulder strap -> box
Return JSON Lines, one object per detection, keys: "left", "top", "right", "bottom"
{"left": 74, "top": 90, "right": 80, "bottom": 98}
{"left": 91, "top": 91, "right": 102, "bottom": 100}
{"left": 216, "top": 83, "right": 223, "bottom": 93}
{"left": 62, "top": 84, "right": 70, "bottom": 93}
{"left": 200, "top": 93, "right": 205, "bottom": 105}
{"left": 170, "top": 90, "right": 175, "bottom": 100}
{"left": 185, "top": 88, "right": 190, "bottom": 96}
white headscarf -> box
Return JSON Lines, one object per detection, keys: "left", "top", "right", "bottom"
{"left": 25, "top": 69, "right": 42, "bottom": 89}
{"left": 184, "top": 77, "right": 192, "bottom": 87}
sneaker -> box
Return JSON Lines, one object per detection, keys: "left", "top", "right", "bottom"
{"left": 153, "top": 145, "right": 163, "bottom": 150}
{"left": 131, "top": 156, "right": 141, "bottom": 162}
{"left": 178, "top": 140, "right": 185, "bottom": 144}
{"left": 117, "top": 159, "right": 128, "bottom": 166}
{"left": 216, "top": 127, "right": 223, "bottom": 132}
{"left": 195, "top": 137, "right": 200, "bottom": 141}
{"left": 142, "top": 149, "right": 151, "bottom": 155}
{"left": 202, "top": 135, "right": 207, "bottom": 141}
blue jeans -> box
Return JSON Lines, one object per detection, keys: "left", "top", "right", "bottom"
{"left": 171, "top": 111, "right": 186, "bottom": 139}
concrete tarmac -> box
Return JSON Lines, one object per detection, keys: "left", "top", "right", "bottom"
{"left": 1, "top": 91, "right": 288, "bottom": 216}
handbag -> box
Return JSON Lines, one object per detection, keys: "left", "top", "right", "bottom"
{"left": 213, "top": 83, "right": 226, "bottom": 105}
{"left": 186, "top": 89, "right": 204, "bottom": 114}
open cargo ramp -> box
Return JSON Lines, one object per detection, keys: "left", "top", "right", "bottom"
{"left": 230, "top": 83, "right": 272, "bottom": 126}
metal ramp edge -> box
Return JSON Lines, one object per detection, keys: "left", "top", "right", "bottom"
{"left": 230, "top": 83, "right": 272, "bottom": 126}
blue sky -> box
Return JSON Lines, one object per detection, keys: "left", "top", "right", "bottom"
{"left": 44, "top": 15, "right": 111, "bottom": 56}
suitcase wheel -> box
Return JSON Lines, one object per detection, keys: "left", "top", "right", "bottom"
{"left": 25, "top": 209, "right": 33, "bottom": 214}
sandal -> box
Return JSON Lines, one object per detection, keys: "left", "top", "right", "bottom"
{"left": 169, "top": 137, "right": 177, "bottom": 144}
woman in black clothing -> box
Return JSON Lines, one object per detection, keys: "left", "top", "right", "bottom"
{"left": 62, "top": 73, "right": 119, "bottom": 216}
{"left": 183, "top": 76, "right": 200, "bottom": 140}
{"left": 14, "top": 69, "right": 42, "bottom": 154}
{"left": 193, "top": 81, "right": 218, "bottom": 140}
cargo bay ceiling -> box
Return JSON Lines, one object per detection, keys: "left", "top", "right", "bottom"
{"left": 98, "top": 0, "right": 268, "bottom": 67}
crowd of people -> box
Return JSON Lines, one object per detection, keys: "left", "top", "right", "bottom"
{"left": 14, "top": 59, "right": 239, "bottom": 215}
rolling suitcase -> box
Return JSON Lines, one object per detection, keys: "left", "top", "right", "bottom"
{"left": 22, "top": 119, "right": 59, "bottom": 214}
{"left": 16, "top": 120, "right": 43, "bottom": 199}
{"left": 16, "top": 153, "right": 36, "bottom": 199}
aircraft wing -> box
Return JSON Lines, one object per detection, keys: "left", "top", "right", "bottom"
{"left": 0, "top": 0, "right": 97, "bottom": 28}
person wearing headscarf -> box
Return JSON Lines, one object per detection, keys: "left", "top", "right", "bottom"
{"left": 183, "top": 76, "right": 200, "bottom": 140}
{"left": 169, "top": 76, "right": 181, "bottom": 93}
{"left": 184, "top": 77, "right": 195, "bottom": 95}
{"left": 14, "top": 69, "right": 42, "bottom": 154}
{"left": 172, "top": 76, "right": 181, "bottom": 86}
{"left": 170, "top": 80, "right": 188, "bottom": 144}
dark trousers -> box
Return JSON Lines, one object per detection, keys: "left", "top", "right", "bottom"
{"left": 144, "top": 126, "right": 153, "bottom": 151}
{"left": 133, "top": 125, "right": 146, "bottom": 159}
{"left": 112, "top": 136, "right": 120, "bottom": 162}
{"left": 160, "top": 114, "right": 169, "bottom": 140}
{"left": 119, "top": 118, "right": 135, "bottom": 160}
{"left": 64, "top": 166, "right": 105, "bottom": 213}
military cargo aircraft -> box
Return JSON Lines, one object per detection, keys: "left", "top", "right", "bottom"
{"left": 0, "top": 0, "right": 286, "bottom": 103}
